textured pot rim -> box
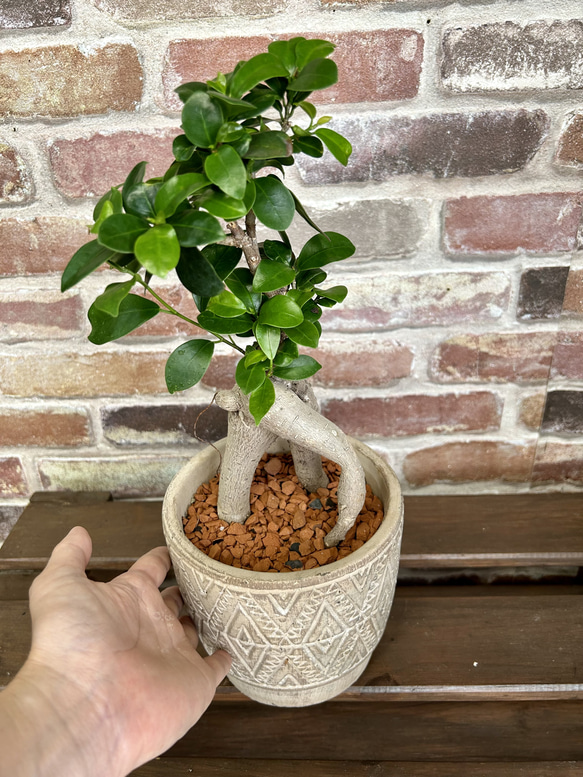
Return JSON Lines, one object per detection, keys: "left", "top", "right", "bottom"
{"left": 163, "top": 435, "right": 403, "bottom": 588}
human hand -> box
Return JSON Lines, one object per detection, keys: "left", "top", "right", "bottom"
{"left": 1, "top": 526, "right": 231, "bottom": 777}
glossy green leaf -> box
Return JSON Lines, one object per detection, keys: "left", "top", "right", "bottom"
{"left": 154, "top": 173, "right": 209, "bottom": 220}
{"left": 93, "top": 186, "right": 122, "bottom": 221}
{"left": 248, "top": 377, "right": 276, "bottom": 425}
{"left": 272, "top": 354, "right": 321, "bottom": 380}
{"left": 235, "top": 358, "right": 267, "bottom": 395}
{"left": 315, "top": 284, "right": 348, "bottom": 303}
{"left": 209, "top": 92, "right": 257, "bottom": 117}
{"left": 204, "top": 145, "right": 247, "bottom": 200}
{"left": 263, "top": 240, "right": 292, "bottom": 264}
{"left": 287, "top": 288, "right": 313, "bottom": 308}
{"left": 295, "top": 39, "right": 335, "bottom": 70}
{"left": 197, "top": 310, "right": 254, "bottom": 334}
{"left": 243, "top": 178, "right": 256, "bottom": 211}
{"left": 216, "top": 122, "right": 247, "bottom": 143}
{"left": 124, "top": 182, "right": 160, "bottom": 219}
{"left": 93, "top": 280, "right": 135, "bottom": 317}
{"left": 296, "top": 231, "right": 355, "bottom": 270}
{"left": 61, "top": 240, "right": 121, "bottom": 292}
{"left": 283, "top": 319, "right": 320, "bottom": 348}
{"left": 172, "top": 135, "right": 196, "bottom": 162}
{"left": 196, "top": 189, "right": 247, "bottom": 220}
{"left": 298, "top": 101, "right": 317, "bottom": 121}
{"left": 90, "top": 199, "right": 114, "bottom": 234}
{"left": 88, "top": 294, "right": 160, "bottom": 344}
{"left": 258, "top": 295, "right": 303, "bottom": 328}
{"left": 253, "top": 176, "right": 295, "bottom": 230}
{"left": 207, "top": 290, "right": 248, "bottom": 318}
{"left": 296, "top": 267, "right": 327, "bottom": 288}
{"left": 165, "top": 339, "right": 214, "bottom": 393}
{"left": 267, "top": 40, "right": 296, "bottom": 74}
{"left": 121, "top": 162, "right": 147, "bottom": 212}
{"left": 201, "top": 244, "right": 242, "bottom": 279}
{"left": 176, "top": 247, "right": 224, "bottom": 297}
{"left": 293, "top": 134, "right": 324, "bottom": 158}
{"left": 174, "top": 81, "right": 208, "bottom": 103}
{"left": 291, "top": 192, "right": 324, "bottom": 234}
{"left": 98, "top": 214, "right": 149, "bottom": 253}
{"left": 288, "top": 58, "right": 338, "bottom": 92}
{"left": 254, "top": 322, "right": 280, "bottom": 360}
{"left": 134, "top": 224, "right": 181, "bottom": 277}
{"left": 245, "top": 348, "right": 268, "bottom": 366}
{"left": 243, "top": 131, "right": 292, "bottom": 160}
{"left": 168, "top": 209, "right": 225, "bottom": 247}
{"left": 229, "top": 53, "right": 289, "bottom": 99}
{"left": 273, "top": 339, "right": 298, "bottom": 366}
{"left": 302, "top": 300, "right": 322, "bottom": 322}
{"left": 182, "top": 91, "right": 225, "bottom": 148}
{"left": 315, "top": 128, "right": 352, "bottom": 166}
{"left": 252, "top": 257, "right": 295, "bottom": 293}
{"left": 225, "top": 268, "right": 262, "bottom": 313}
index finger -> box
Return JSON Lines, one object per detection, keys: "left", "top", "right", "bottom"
{"left": 127, "top": 546, "right": 171, "bottom": 588}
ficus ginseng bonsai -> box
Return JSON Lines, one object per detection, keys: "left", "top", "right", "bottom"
{"left": 61, "top": 37, "right": 368, "bottom": 548}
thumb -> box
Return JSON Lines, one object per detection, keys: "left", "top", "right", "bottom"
{"left": 45, "top": 526, "right": 93, "bottom": 575}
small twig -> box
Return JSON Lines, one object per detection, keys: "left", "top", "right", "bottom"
{"left": 227, "top": 219, "right": 261, "bottom": 274}
{"left": 193, "top": 393, "right": 223, "bottom": 471}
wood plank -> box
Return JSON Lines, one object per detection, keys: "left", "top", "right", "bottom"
{"left": 3, "top": 593, "right": 582, "bottom": 696}
{"left": 28, "top": 491, "right": 113, "bottom": 504}
{"left": 130, "top": 759, "right": 583, "bottom": 776}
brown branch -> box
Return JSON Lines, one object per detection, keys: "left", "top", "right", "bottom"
{"left": 226, "top": 219, "right": 261, "bottom": 274}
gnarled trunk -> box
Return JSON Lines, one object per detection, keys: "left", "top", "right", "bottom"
{"left": 214, "top": 379, "right": 366, "bottom": 547}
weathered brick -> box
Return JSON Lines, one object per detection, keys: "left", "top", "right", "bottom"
{"left": 551, "top": 332, "right": 583, "bottom": 381}
{"left": 517, "top": 267, "right": 570, "bottom": 320}
{"left": 163, "top": 31, "right": 422, "bottom": 110}
{"left": 403, "top": 441, "right": 536, "bottom": 487}
{"left": 563, "top": 269, "right": 583, "bottom": 316}
{"left": 0, "top": 0, "right": 71, "bottom": 29}
{"left": 0, "top": 44, "right": 142, "bottom": 119}
{"left": 102, "top": 403, "right": 227, "bottom": 446}
{"left": 320, "top": 272, "right": 509, "bottom": 331}
{"left": 0, "top": 352, "right": 169, "bottom": 397}
{"left": 94, "top": 0, "right": 285, "bottom": 23}
{"left": 49, "top": 130, "right": 175, "bottom": 199}
{"left": 310, "top": 338, "right": 413, "bottom": 387}
{"left": 201, "top": 353, "right": 238, "bottom": 390}
{"left": 38, "top": 455, "right": 193, "bottom": 498}
{"left": 430, "top": 333, "right": 556, "bottom": 384}
{"left": 442, "top": 21, "right": 583, "bottom": 92}
{"left": 0, "top": 291, "right": 83, "bottom": 341}
{"left": 322, "top": 392, "right": 502, "bottom": 437}
{"left": 0, "top": 457, "right": 28, "bottom": 497}
{"left": 0, "top": 504, "right": 23, "bottom": 545}
{"left": 519, "top": 391, "right": 546, "bottom": 432}
{"left": 0, "top": 409, "right": 91, "bottom": 446}
{"left": 0, "top": 218, "right": 90, "bottom": 276}
{"left": 555, "top": 112, "right": 583, "bottom": 168}
{"left": 532, "top": 442, "right": 583, "bottom": 484}
{"left": 296, "top": 110, "right": 548, "bottom": 184}
{"left": 541, "top": 390, "right": 583, "bottom": 436}
{"left": 0, "top": 143, "right": 31, "bottom": 204}
{"left": 443, "top": 194, "right": 583, "bottom": 256}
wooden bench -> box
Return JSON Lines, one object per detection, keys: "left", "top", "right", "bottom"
{"left": 1, "top": 491, "right": 582, "bottom": 775}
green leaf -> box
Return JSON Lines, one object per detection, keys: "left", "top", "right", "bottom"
{"left": 287, "top": 288, "right": 313, "bottom": 308}
{"left": 248, "top": 377, "right": 276, "bottom": 425}
{"left": 243, "top": 131, "right": 293, "bottom": 160}
{"left": 197, "top": 310, "right": 254, "bottom": 334}
{"left": 272, "top": 354, "right": 321, "bottom": 380}
{"left": 315, "top": 128, "right": 352, "bottom": 166}
{"left": 302, "top": 300, "right": 322, "bottom": 322}
{"left": 252, "top": 257, "right": 295, "bottom": 293}
{"left": 297, "top": 231, "right": 355, "bottom": 270}
{"left": 254, "top": 322, "right": 280, "bottom": 360}
{"left": 174, "top": 81, "right": 208, "bottom": 103}
{"left": 267, "top": 40, "right": 296, "bottom": 74}
{"left": 273, "top": 339, "right": 298, "bottom": 366}
{"left": 291, "top": 192, "right": 325, "bottom": 234}
{"left": 196, "top": 189, "right": 247, "bottom": 220}
{"left": 201, "top": 244, "right": 242, "bottom": 279}
{"left": 229, "top": 53, "right": 289, "bottom": 99}
{"left": 258, "top": 295, "right": 303, "bottom": 328}
{"left": 284, "top": 319, "right": 320, "bottom": 348}
{"left": 295, "top": 39, "right": 335, "bottom": 71}
{"left": 225, "top": 268, "right": 262, "bottom": 313}
{"left": 216, "top": 122, "right": 247, "bottom": 143}
{"left": 134, "top": 224, "right": 181, "bottom": 277}
{"left": 207, "top": 290, "right": 248, "bottom": 318}
{"left": 176, "top": 247, "right": 224, "bottom": 297}
{"left": 90, "top": 199, "right": 114, "bottom": 233}
{"left": 296, "top": 267, "right": 327, "bottom": 288}
{"left": 121, "top": 162, "right": 147, "bottom": 212}
{"left": 263, "top": 240, "right": 292, "bottom": 264}
{"left": 315, "top": 284, "right": 348, "bottom": 303}
{"left": 236, "top": 358, "right": 267, "bottom": 395}
{"left": 93, "top": 280, "right": 135, "bottom": 317}
{"left": 165, "top": 339, "right": 214, "bottom": 393}
{"left": 155, "top": 173, "right": 209, "bottom": 220}
{"left": 173, "top": 135, "right": 196, "bottom": 162}
{"left": 93, "top": 187, "right": 122, "bottom": 221}
{"left": 182, "top": 91, "right": 225, "bottom": 148}
{"left": 254, "top": 176, "right": 295, "bottom": 230}
{"left": 293, "top": 134, "right": 324, "bottom": 158}
{"left": 124, "top": 182, "right": 160, "bottom": 220}
{"left": 98, "top": 214, "right": 149, "bottom": 253}
{"left": 298, "top": 101, "right": 317, "bottom": 121}
{"left": 245, "top": 347, "right": 268, "bottom": 366}
{"left": 88, "top": 294, "right": 160, "bottom": 344}
{"left": 243, "top": 178, "right": 256, "bottom": 211}
{"left": 204, "top": 145, "right": 247, "bottom": 200}
{"left": 168, "top": 209, "right": 225, "bottom": 247}
{"left": 209, "top": 93, "right": 257, "bottom": 118}
{"left": 61, "top": 240, "right": 121, "bottom": 292}
{"left": 288, "top": 58, "right": 338, "bottom": 92}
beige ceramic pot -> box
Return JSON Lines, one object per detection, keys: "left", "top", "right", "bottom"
{"left": 162, "top": 436, "right": 403, "bottom": 707}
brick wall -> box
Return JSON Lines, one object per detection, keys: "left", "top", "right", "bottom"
{"left": 1, "top": 0, "right": 582, "bottom": 536}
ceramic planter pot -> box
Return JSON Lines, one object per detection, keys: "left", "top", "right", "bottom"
{"left": 162, "top": 436, "right": 403, "bottom": 707}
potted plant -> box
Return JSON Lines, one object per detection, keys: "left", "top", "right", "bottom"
{"left": 61, "top": 38, "right": 404, "bottom": 707}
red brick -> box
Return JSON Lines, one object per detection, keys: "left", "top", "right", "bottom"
{"left": 0, "top": 44, "right": 142, "bottom": 118}
{"left": 0, "top": 0, "right": 71, "bottom": 29}
{"left": 0, "top": 351, "right": 169, "bottom": 397}
{"left": 563, "top": 269, "right": 583, "bottom": 316}
{"left": 517, "top": 266, "right": 570, "bottom": 320}
{"left": 101, "top": 403, "right": 227, "bottom": 446}
{"left": 551, "top": 332, "right": 583, "bottom": 380}
{"left": 555, "top": 112, "right": 583, "bottom": 168}
{"left": 93, "top": 0, "right": 284, "bottom": 23}
{"left": 443, "top": 193, "right": 583, "bottom": 256}
{"left": 162, "top": 30, "right": 423, "bottom": 109}
{"left": 320, "top": 272, "right": 509, "bottom": 331}
{"left": 403, "top": 441, "right": 536, "bottom": 487}
{"left": 0, "top": 218, "right": 89, "bottom": 276}
{"left": 519, "top": 391, "right": 546, "bottom": 432}
{"left": 0, "top": 143, "right": 31, "bottom": 203}
{"left": 322, "top": 392, "right": 502, "bottom": 437}
{"left": 541, "top": 391, "right": 583, "bottom": 436}
{"left": 310, "top": 338, "right": 413, "bottom": 387}
{"left": 0, "top": 457, "right": 28, "bottom": 496}
{"left": 49, "top": 130, "right": 176, "bottom": 199}
{"left": 532, "top": 442, "right": 583, "bottom": 484}
{"left": 201, "top": 353, "right": 238, "bottom": 390}
{"left": 0, "top": 291, "right": 83, "bottom": 340}
{"left": 430, "top": 333, "right": 556, "bottom": 384}
{"left": 134, "top": 285, "right": 200, "bottom": 337}
{"left": 297, "top": 110, "right": 548, "bottom": 184}
{"left": 0, "top": 409, "right": 91, "bottom": 446}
